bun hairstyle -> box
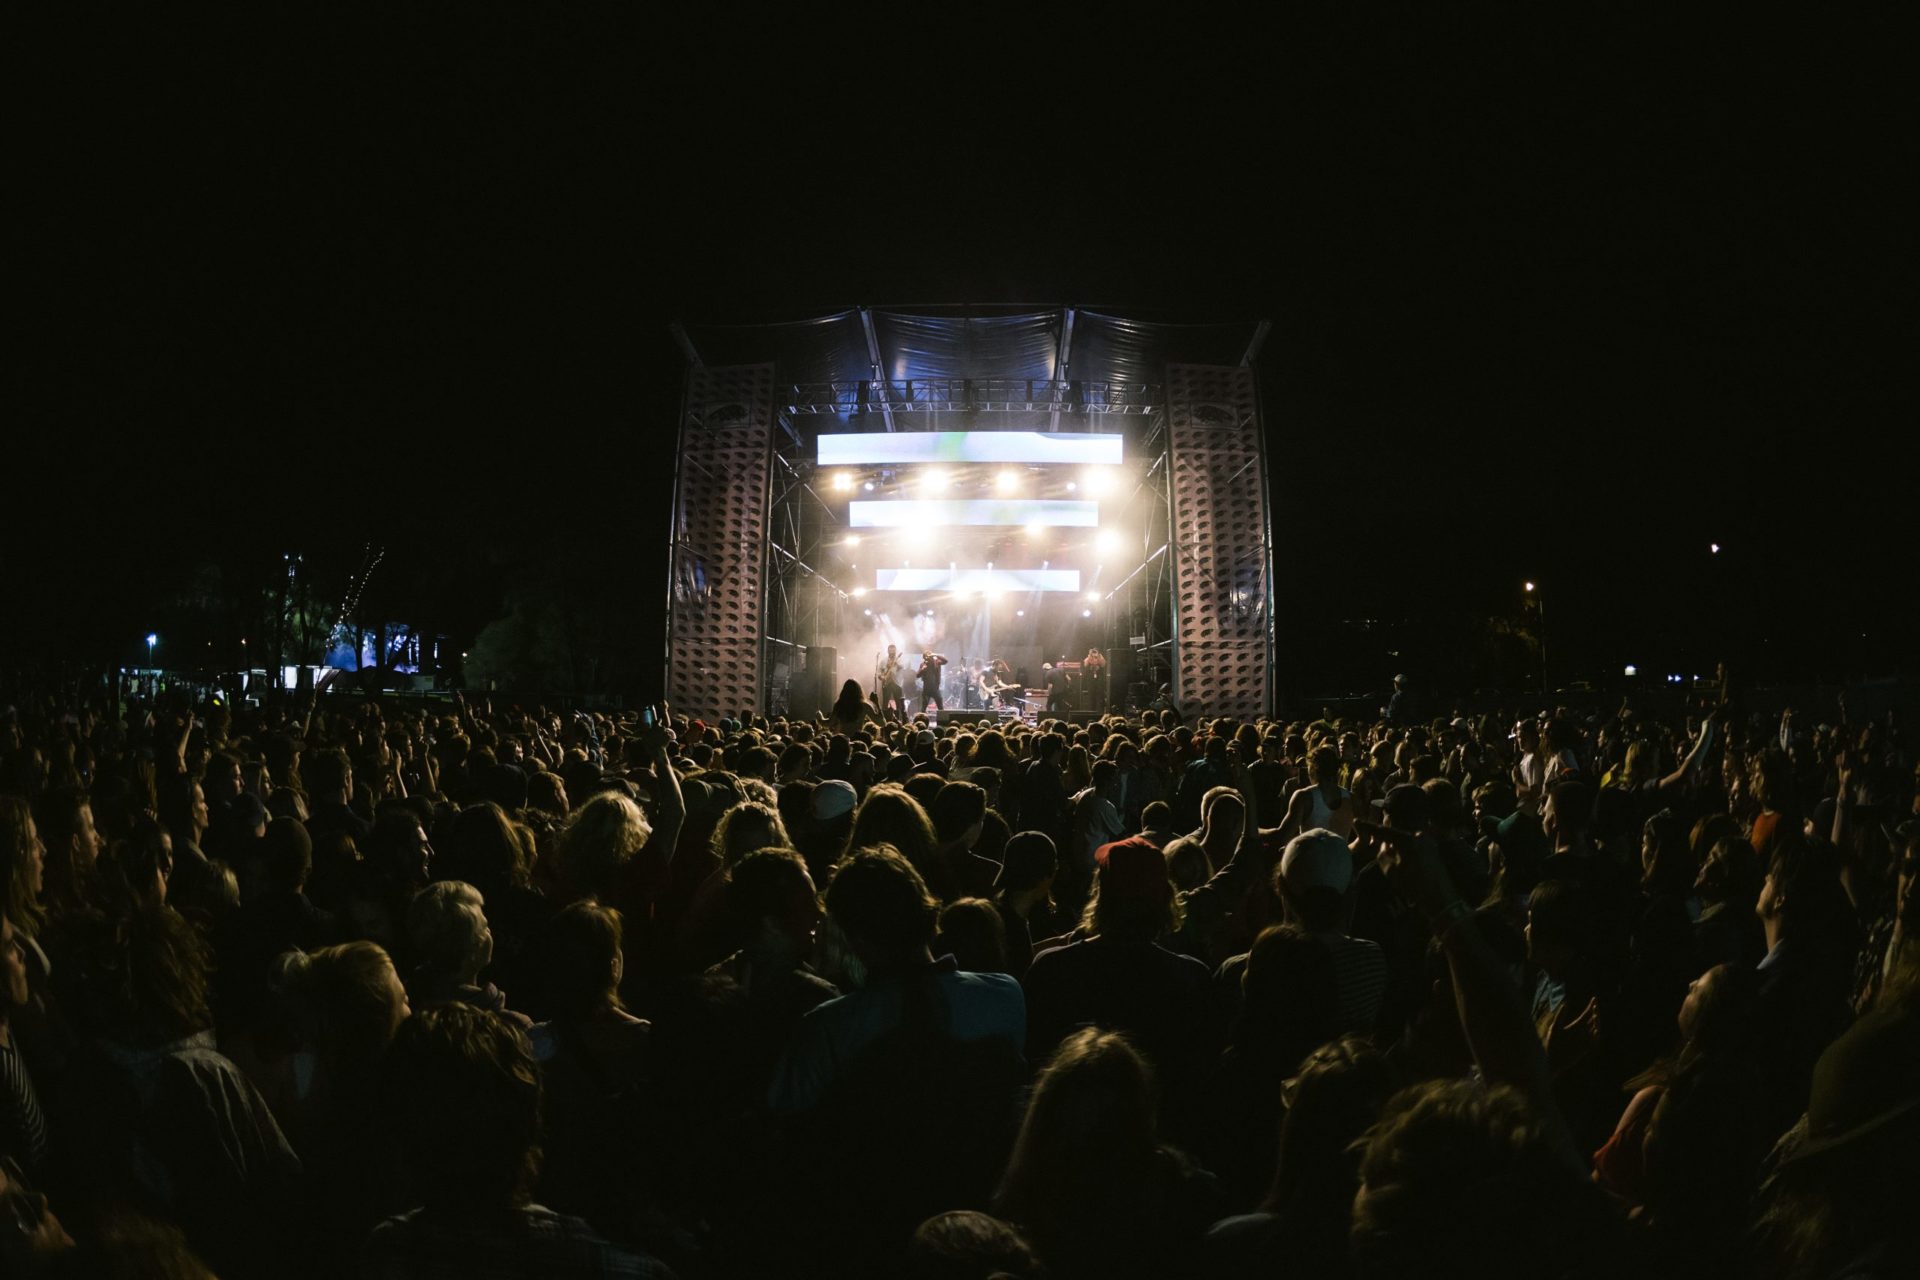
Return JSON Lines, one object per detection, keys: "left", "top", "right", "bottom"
{"left": 269, "top": 941, "right": 405, "bottom": 1072}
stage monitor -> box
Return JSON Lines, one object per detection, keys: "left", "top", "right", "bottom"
{"left": 849, "top": 499, "right": 1098, "bottom": 528}
{"left": 873, "top": 567, "right": 1082, "bottom": 593}
{"left": 818, "top": 431, "right": 1123, "bottom": 466}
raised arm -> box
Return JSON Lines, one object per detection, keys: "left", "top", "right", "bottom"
{"left": 1654, "top": 713, "right": 1718, "bottom": 792}
{"left": 1179, "top": 765, "right": 1276, "bottom": 958}
{"left": 1372, "top": 823, "right": 1584, "bottom": 1175}
{"left": 641, "top": 703, "right": 684, "bottom": 865}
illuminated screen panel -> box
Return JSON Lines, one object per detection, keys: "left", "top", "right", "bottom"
{"left": 849, "top": 499, "right": 1098, "bottom": 528}
{"left": 874, "top": 568, "right": 1082, "bottom": 593}
{"left": 818, "top": 431, "right": 1123, "bottom": 466}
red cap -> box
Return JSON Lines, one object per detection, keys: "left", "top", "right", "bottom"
{"left": 1094, "top": 836, "right": 1173, "bottom": 902}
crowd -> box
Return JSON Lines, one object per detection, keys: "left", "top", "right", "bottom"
{"left": 0, "top": 680, "right": 1913, "bottom": 1278}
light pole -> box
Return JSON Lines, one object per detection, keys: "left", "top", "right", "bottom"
{"left": 146, "top": 632, "right": 158, "bottom": 668}
{"left": 1524, "top": 583, "right": 1547, "bottom": 695}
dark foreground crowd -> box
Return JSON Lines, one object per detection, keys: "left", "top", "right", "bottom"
{"left": 0, "top": 681, "right": 1913, "bottom": 1279}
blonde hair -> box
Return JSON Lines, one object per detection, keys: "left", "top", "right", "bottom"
{"left": 558, "top": 792, "right": 651, "bottom": 894}
{"left": 407, "top": 881, "right": 491, "bottom": 982}
{"left": 712, "top": 801, "right": 790, "bottom": 867}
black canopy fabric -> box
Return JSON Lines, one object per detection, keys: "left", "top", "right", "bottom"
{"left": 678, "top": 307, "right": 1262, "bottom": 404}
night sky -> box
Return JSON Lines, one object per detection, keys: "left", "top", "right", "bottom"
{"left": 13, "top": 9, "right": 1912, "bottom": 696}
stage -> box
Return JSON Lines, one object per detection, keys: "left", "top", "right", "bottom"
{"left": 664, "top": 307, "right": 1277, "bottom": 725}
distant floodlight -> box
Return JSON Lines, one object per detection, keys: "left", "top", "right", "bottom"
{"left": 996, "top": 469, "right": 1020, "bottom": 493}
{"left": 1095, "top": 528, "right": 1123, "bottom": 556}
{"left": 146, "top": 633, "right": 158, "bottom": 647}
{"left": 1623, "top": 664, "right": 1637, "bottom": 677}
{"left": 1523, "top": 581, "right": 1536, "bottom": 593}
{"left": 1710, "top": 543, "right": 1721, "bottom": 554}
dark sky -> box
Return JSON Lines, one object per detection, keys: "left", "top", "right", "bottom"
{"left": 14, "top": 8, "right": 1913, "bottom": 690}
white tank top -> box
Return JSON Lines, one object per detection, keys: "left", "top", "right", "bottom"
{"left": 1306, "top": 784, "right": 1353, "bottom": 835}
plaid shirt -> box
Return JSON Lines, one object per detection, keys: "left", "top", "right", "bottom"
{"left": 363, "top": 1205, "right": 678, "bottom": 1279}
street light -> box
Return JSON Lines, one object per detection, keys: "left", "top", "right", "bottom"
{"left": 146, "top": 633, "right": 158, "bottom": 667}
{"left": 1523, "top": 583, "right": 1547, "bottom": 694}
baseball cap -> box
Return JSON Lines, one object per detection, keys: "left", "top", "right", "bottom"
{"left": 1371, "top": 783, "right": 1429, "bottom": 828}
{"left": 1094, "top": 837, "right": 1173, "bottom": 902}
{"left": 914, "top": 729, "right": 936, "bottom": 746}
{"left": 1280, "top": 829, "right": 1353, "bottom": 896}
{"left": 811, "top": 779, "right": 857, "bottom": 822}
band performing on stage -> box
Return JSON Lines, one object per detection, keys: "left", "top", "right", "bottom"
{"left": 866, "top": 649, "right": 1109, "bottom": 722}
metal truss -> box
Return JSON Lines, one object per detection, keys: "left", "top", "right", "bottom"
{"left": 783, "top": 379, "right": 1161, "bottom": 416}
{"left": 762, "top": 410, "right": 848, "bottom": 715}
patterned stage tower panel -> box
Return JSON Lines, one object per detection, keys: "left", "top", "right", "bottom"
{"left": 1167, "top": 363, "right": 1273, "bottom": 721}
{"left": 667, "top": 364, "right": 774, "bottom": 721}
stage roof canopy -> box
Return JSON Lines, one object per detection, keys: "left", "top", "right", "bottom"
{"left": 675, "top": 306, "right": 1268, "bottom": 398}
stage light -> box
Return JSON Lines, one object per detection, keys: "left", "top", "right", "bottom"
{"left": 1016, "top": 609, "right": 1025, "bottom": 617}
{"left": 923, "top": 467, "right": 951, "bottom": 491}
{"left": 852, "top": 587, "right": 867, "bottom": 598}
{"left": 852, "top": 499, "right": 1096, "bottom": 528}
{"left": 831, "top": 471, "right": 854, "bottom": 492}
{"left": 1624, "top": 664, "right": 1636, "bottom": 676}
{"left": 842, "top": 534, "right": 860, "bottom": 546}
{"left": 1082, "top": 609, "right": 1093, "bottom": 617}
{"left": 1065, "top": 481, "right": 1077, "bottom": 492}
{"left": 864, "top": 608, "right": 872, "bottom": 616}
{"left": 1524, "top": 581, "right": 1536, "bottom": 593}
{"left": 863, "top": 480, "right": 875, "bottom": 491}
{"left": 1710, "top": 543, "right": 1721, "bottom": 554}
{"left": 1026, "top": 521, "right": 1046, "bottom": 539}
{"left": 1080, "top": 468, "right": 1117, "bottom": 498}
{"left": 996, "top": 469, "right": 1020, "bottom": 493}
{"left": 1085, "top": 590, "right": 1100, "bottom": 603}
{"left": 1095, "top": 528, "right": 1123, "bottom": 556}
